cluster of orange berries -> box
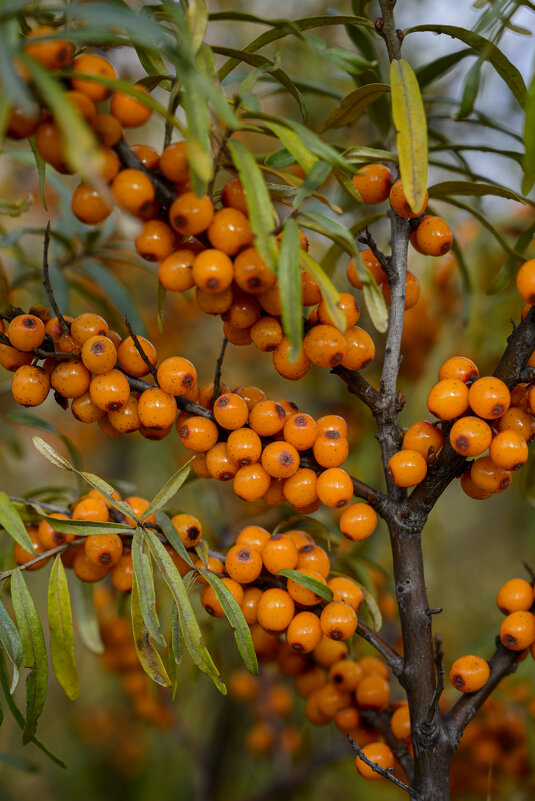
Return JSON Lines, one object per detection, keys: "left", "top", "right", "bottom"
{"left": 384, "top": 354, "right": 535, "bottom": 494}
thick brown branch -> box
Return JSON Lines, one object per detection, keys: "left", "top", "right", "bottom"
{"left": 331, "top": 365, "right": 382, "bottom": 415}
{"left": 356, "top": 619, "right": 404, "bottom": 677}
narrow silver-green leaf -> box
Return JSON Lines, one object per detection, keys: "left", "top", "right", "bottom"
{"left": 263, "top": 121, "right": 318, "bottom": 172}
{"left": 41, "top": 517, "right": 132, "bottom": 537}
{"left": 144, "top": 528, "right": 226, "bottom": 694}
{"left": 278, "top": 218, "right": 303, "bottom": 359}
{"left": 131, "top": 530, "right": 165, "bottom": 647}
{"left": 298, "top": 249, "right": 345, "bottom": 333}
{"left": 523, "top": 59, "right": 535, "bottom": 195}
{"left": 358, "top": 582, "right": 383, "bottom": 632}
{"left": 0, "top": 597, "right": 22, "bottom": 693}
{"left": 198, "top": 569, "right": 258, "bottom": 676}
{"left": 346, "top": 250, "right": 389, "bottom": 334}
{"left": 278, "top": 569, "right": 333, "bottom": 602}
{"left": 228, "top": 139, "right": 278, "bottom": 272}
{"left": 48, "top": 557, "right": 79, "bottom": 701}
{"left": 10, "top": 570, "right": 48, "bottom": 743}
{"left": 428, "top": 180, "right": 523, "bottom": 202}
{"left": 320, "top": 83, "right": 390, "bottom": 132}
{"left": 292, "top": 161, "right": 332, "bottom": 210}
{"left": 71, "top": 581, "right": 104, "bottom": 654}
{"left": 154, "top": 511, "right": 195, "bottom": 569}
{"left": 28, "top": 136, "right": 47, "bottom": 211}
{"left": 131, "top": 573, "right": 171, "bottom": 688}
{"left": 141, "top": 460, "right": 193, "bottom": 522}
{"left": 487, "top": 220, "right": 535, "bottom": 295}
{"left": 0, "top": 493, "right": 34, "bottom": 552}
{"left": 321, "top": 214, "right": 384, "bottom": 276}
{"left": 167, "top": 604, "right": 182, "bottom": 700}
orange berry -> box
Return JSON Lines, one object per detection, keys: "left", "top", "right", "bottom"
{"left": 225, "top": 545, "right": 263, "bottom": 584}
{"left": 470, "top": 456, "right": 511, "bottom": 493}
{"left": 193, "top": 555, "right": 224, "bottom": 584}
{"left": 316, "top": 415, "right": 349, "bottom": 438}
{"left": 272, "top": 339, "right": 312, "bottom": 380}
{"left": 387, "top": 449, "right": 427, "bottom": 488}
{"left": 71, "top": 183, "right": 112, "bottom": 224}
{"left": 469, "top": 377, "right": 511, "bottom": 420}
{"left": 450, "top": 655, "right": 490, "bottom": 692}
{"left": 224, "top": 292, "right": 261, "bottom": 330}
{"left": 81, "top": 335, "right": 117, "bottom": 374}
{"left": 201, "top": 578, "right": 244, "bottom": 618}
{"left": 461, "top": 471, "right": 493, "bottom": 500}
{"left": 169, "top": 193, "right": 214, "bottom": 236}
{"left": 339, "top": 503, "right": 378, "bottom": 541}
{"left": 249, "top": 400, "right": 287, "bottom": 436}
{"left": 23, "top": 25, "right": 73, "bottom": 69}
{"left": 14, "top": 528, "right": 49, "bottom": 571}
{"left": 234, "top": 248, "right": 277, "bottom": 294}
{"left": 11, "top": 365, "right": 50, "bottom": 407}
{"left": 207, "top": 208, "right": 253, "bottom": 255}
{"left": 355, "top": 742, "right": 394, "bottom": 780}
{"left": 287, "top": 612, "right": 323, "bottom": 653}
{"left": 137, "top": 387, "right": 177, "bottom": 430}
{"left": 301, "top": 271, "right": 322, "bottom": 305}
{"left": 390, "top": 704, "right": 411, "bottom": 740}
{"left": 236, "top": 525, "right": 271, "bottom": 552}
{"left": 262, "top": 533, "right": 299, "bottom": 574}
{"left": 489, "top": 430, "right": 528, "bottom": 470}
{"left": 84, "top": 533, "right": 123, "bottom": 567}
{"left": 295, "top": 666, "right": 327, "bottom": 697}
{"left": 212, "top": 393, "right": 249, "bottom": 430}
{"left": 497, "top": 578, "right": 534, "bottom": 614}
{"left": 112, "top": 169, "right": 155, "bottom": 217}
{"left": 205, "top": 442, "right": 239, "bottom": 481}
{"left": 110, "top": 554, "right": 134, "bottom": 593}
{"left": 283, "top": 468, "right": 318, "bottom": 508}
{"left": 8, "top": 314, "right": 45, "bottom": 352}
{"left": 439, "top": 356, "right": 479, "bottom": 384}
{"left": 335, "top": 706, "right": 361, "bottom": 733}
{"left": 117, "top": 336, "right": 157, "bottom": 378}
{"left": 261, "top": 441, "right": 300, "bottom": 479}
{"left": 318, "top": 293, "right": 360, "bottom": 331}
{"left": 108, "top": 394, "right": 140, "bottom": 433}
{"left": 390, "top": 179, "right": 428, "bottom": 218}
{"left": 257, "top": 588, "right": 295, "bottom": 631}
{"left": 0, "top": 344, "right": 33, "bottom": 371}
{"left": 199, "top": 381, "right": 231, "bottom": 408}
{"left": 313, "top": 431, "right": 349, "bottom": 468}
{"left": 6, "top": 106, "right": 41, "bottom": 140}
{"left": 239, "top": 587, "right": 264, "bottom": 625}
{"left": 192, "top": 249, "right": 233, "bottom": 294}
{"left": 51, "top": 360, "right": 91, "bottom": 399}
{"left": 135, "top": 220, "right": 175, "bottom": 262}
{"left": 89, "top": 369, "right": 130, "bottom": 411}
{"left": 171, "top": 513, "right": 202, "bottom": 548}
{"left": 250, "top": 316, "right": 283, "bottom": 352}
{"left": 449, "top": 416, "right": 492, "bottom": 457}
{"left": 70, "top": 313, "right": 109, "bottom": 345}
{"left": 496, "top": 406, "right": 535, "bottom": 441}
{"left": 93, "top": 113, "right": 123, "bottom": 147}
{"left": 157, "top": 249, "right": 196, "bottom": 292}
{"left": 355, "top": 674, "right": 390, "bottom": 710}
{"left": 382, "top": 270, "right": 420, "bottom": 310}
{"left": 283, "top": 413, "right": 317, "bottom": 451}
{"left": 72, "top": 391, "right": 106, "bottom": 423}
{"left": 287, "top": 568, "right": 327, "bottom": 606}
{"left": 316, "top": 467, "right": 353, "bottom": 508}
{"left": 341, "top": 326, "right": 375, "bottom": 370}
{"left": 110, "top": 87, "right": 152, "bottom": 127}
{"left": 313, "top": 635, "right": 348, "bottom": 667}
{"left": 160, "top": 142, "right": 189, "bottom": 183}
{"left": 516, "top": 259, "right": 535, "bottom": 304}
{"left": 72, "top": 497, "right": 109, "bottom": 522}
{"left": 222, "top": 322, "right": 252, "bottom": 346}
{"left": 178, "top": 415, "right": 218, "bottom": 452}
{"left": 130, "top": 143, "right": 160, "bottom": 170}
{"left": 327, "top": 577, "right": 363, "bottom": 611}
{"left": 414, "top": 215, "right": 453, "bottom": 256}
{"left": 500, "top": 610, "right": 535, "bottom": 651}
{"left": 329, "top": 659, "right": 363, "bottom": 691}
{"left": 347, "top": 249, "right": 386, "bottom": 290}
{"left": 320, "top": 601, "right": 357, "bottom": 640}
{"left": 427, "top": 379, "right": 469, "bottom": 421}
{"left": 297, "top": 544, "right": 330, "bottom": 578}
{"left": 221, "top": 178, "right": 248, "bottom": 214}
{"left": 156, "top": 356, "right": 196, "bottom": 397}
{"left": 70, "top": 54, "right": 117, "bottom": 102}
{"left": 233, "top": 463, "right": 271, "bottom": 501}
{"left": 35, "top": 121, "right": 70, "bottom": 173}
{"left": 303, "top": 324, "right": 346, "bottom": 368}
{"left": 352, "top": 164, "right": 393, "bottom": 204}
{"left": 359, "top": 657, "right": 389, "bottom": 679}
{"left": 123, "top": 497, "right": 153, "bottom": 526}
{"left": 226, "top": 427, "right": 262, "bottom": 466}
{"left": 37, "top": 514, "right": 72, "bottom": 549}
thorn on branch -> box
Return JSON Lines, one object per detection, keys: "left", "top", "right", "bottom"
{"left": 523, "top": 561, "right": 535, "bottom": 584}
{"left": 374, "top": 17, "right": 384, "bottom": 33}
{"left": 212, "top": 336, "right": 229, "bottom": 405}
{"left": 42, "top": 222, "right": 69, "bottom": 333}
{"left": 426, "top": 608, "right": 443, "bottom": 617}
{"left": 347, "top": 735, "right": 413, "bottom": 795}
{"left": 124, "top": 317, "right": 158, "bottom": 381}
{"left": 425, "top": 634, "right": 445, "bottom": 726}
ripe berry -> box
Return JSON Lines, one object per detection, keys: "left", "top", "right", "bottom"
{"left": 283, "top": 413, "right": 317, "bottom": 451}
{"left": 339, "top": 503, "right": 378, "bottom": 541}
{"left": 262, "top": 533, "right": 299, "bottom": 574}
{"left": 51, "top": 360, "right": 91, "bottom": 399}
{"left": 352, "top": 164, "right": 393, "bottom": 204}
{"left": 516, "top": 259, "right": 535, "bottom": 304}
{"left": 335, "top": 706, "right": 360, "bottom": 734}
{"left": 37, "top": 514, "right": 72, "bottom": 549}
{"left": 178, "top": 416, "right": 218, "bottom": 452}
{"left": 226, "top": 428, "right": 262, "bottom": 466}
{"left": 72, "top": 497, "right": 109, "bottom": 521}
{"left": 250, "top": 316, "right": 283, "bottom": 352}
{"left": 213, "top": 393, "right": 249, "bottom": 430}
{"left": 169, "top": 193, "right": 214, "bottom": 236}
{"left": 327, "top": 577, "right": 363, "bottom": 610}
{"left": 313, "top": 635, "right": 348, "bottom": 667}
{"left": 318, "top": 293, "right": 360, "bottom": 331}
{"left": 439, "top": 356, "right": 479, "bottom": 384}
{"left": 347, "top": 249, "right": 386, "bottom": 289}
{"left": 287, "top": 568, "right": 327, "bottom": 606}
{"left": 489, "top": 430, "right": 528, "bottom": 470}
{"left": 192, "top": 249, "right": 233, "bottom": 293}
{"left": 207, "top": 208, "right": 253, "bottom": 255}
{"left": 156, "top": 356, "right": 196, "bottom": 397}
{"left": 23, "top": 25, "right": 73, "bottom": 70}
{"left": 135, "top": 220, "right": 175, "bottom": 262}
{"left": 225, "top": 545, "right": 263, "bottom": 583}
{"left": 496, "top": 407, "right": 535, "bottom": 441}
{"left": 110, "top": 554, "right": 134, "bottom": 593}
{"left": 382, "top": 270, "right": 420, "bottom": 309}
{"left": 301, "top": 271, "right": 322, "bottom": 305}
{"left": 11, "top": 365, "right": 50, "bottom": 407}
{"left": 81, "top": 335, "right": 117, "bottom": 374}
{"left": 236, "top": 525, "right": 270, "bottom": 552}
{"left": 171, "top": 513, "right": 202, "bottom": 548}
{"left": 6, "top": 106, "right": 41, "bottom": 140}
{"left": 8, "top": 314, "right": 45, "bottom": 352}
{"left": 297, "top": 544, "right": 330, "bottom": 578}
{"left": 355, "top": 742, "right": 394, "bottom": 780}
{"left": 70, "top": 313, "right": 109, "bottom": 344}
{"left": 206, "top": 442, "right": 239, "bottom": 480}
{"left": 70, "top": 54, "right": 117, "bottom": 102}
{"left": 356, "top": 674, "right": 390, "bottom": 710}
{"left": 249, "top": 400, "right": 286, "bottom": 436}
{"left": 112, "top": 169, "right": 155, "bottom": 217}
{"left": 261, "top": 441, "right": 300, "bottom": 478}
{"left": 84, "top": 534, "right": 123, "bottom": 567}
{"left": 316, "top": 467, "right": 353, "bottom": 508}
{"left": 283, "top": 468, "right": 318, "bottom": 508}
{"left": 313, "top": 431, "right": 349, "bottom": 468}
{"left": 329, "top": 659, "right": 363, "bottom": 691}
{"left": 286, "top": 612, "right": 323, "bottom": 653}
{"left": 93, "top": 113, "right": 123, "bottom": 147}
{"left": 110, "top": 87, "right": 152, "bottom": 127}
{"left": 201, "top": 578, "right": 244, "bottom": 617}
{"left": 414, "top": 215, "right": 453, "bottom": 256}
{"left": 341, "top": 326, "right": 375, "bottom": 370}
{"left": 449, "top": 416, "right": 492, "bottom": 457}
{"left": 257, "top": 588, "right": 295, "bottom": 631}
{"left": 233, "top": 463, "right": 271, "bottom": 501}
{"left": 388, "top": 449, "right": 427, "bottom": 487}
{"left": 158, "top": 250, "right": 196, "bottom": 292}
{"left": 138, "top": 387, "right": 177, "bottom": 429}
{"left": 390, "top": 179, "right": 428, "bottom": 218}
{"left": 469, "top": 377, "right": 511, "bottom": 420}
{"left": 460, "top": 471, "right": 493, "bottom": 500}
{"left": 427, "top": 379, "right": 469, "bottom": 420}
{"left": 0, "top": 343, "right": 33, "bottom": 371}
{"left": 223, "top": 292, "right": 261, "bottom": 330}
{"left": 108, "top": 394, "right": 140, "bottom": 433}
{"left": 71, "top": 184, "right": 112, "bottom": 224}
{"left": 35, "top": 121, "right": 70, "bottom": 173}
{"left": 403, "top": 420, "right": 444, "bottom": 460}
{"left": 499, "top": 610, "right": 535, "bottom": 650}
{"left": 234, "top": 247, "right": 277, "bottom": 294}
{"left": 390, "top": 704, "right": 411, "bottom": 740}
{"left": 117, "top": 336, "right": 157, "bottom": 378}
{"left": 303, "top": 324, "right": 346, "bottom": 368}
{"left": 223, "top": 322, "right": 252, "bottom": 346}
{"left": 470, "top": 456, "right": 511, "bottom": 493}
{"left": 89, "top": 369, "right": 130, "bottom": 411}
{"left": 320, "top": 601, "right": 357, "bottom": 640}
{"left": 124, "top": 497, "right": 154, "bottom": 526}
{"left": 449, "top": 655, "right": 490, "bottom": 692}
{"left": 272, "top": 339, "right": 312, "bottom": 380}
{"left": 160, "top": 142, "right": 189, "bottom": 182}
{"left": 497, "top": 578, "right": 534, "bottom": 614}
{"left": 14, "top": 528, "right": 49, "bottom": 570}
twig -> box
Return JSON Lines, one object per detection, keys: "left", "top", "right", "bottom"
{"left": 357, "top": 227, "right": 389, "bottom": 271}
{"left": 124, "top": 317, "right": 158, "bottom": 380}
{"left": 361, "top": 709, "right": 415, "bottom": 785}
{"left": 164, "top": 84, "right": 182, "bottom": 151}
{"left": 356, "top": 619, "right": 404, "bottom": 677}
{"left": 424, "top": 634, "right": 445, "bottom": 725}
{"left": 376, "top": 0, "right": 404, "bottom": 62}
{"left": 114, "top": 139, "right": 176, "bottom": 207}
{"left": 0, "top": 541, "right": 78, "bottom": 580}
{"left": 8, "top": 496, "right": 71, "bottom": 515}
{"left": 212, "top": 336, "right": 229, "bottom": 405}
{"left": 42, "top": 222, "right": 69, "bottom": 332}
{"left": 331, "top": 365, "right": 382, "bottom": 415}
{"left": 347, "top": 735, "right": 413, "bottom": 794}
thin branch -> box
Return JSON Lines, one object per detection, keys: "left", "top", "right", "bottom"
{"left": 331, "top": 365, "right": 382, "bottom": 415}
{"left": 212, "top": 336, "right": 228, "bottom": 405}
{"left": 8, "top": 496, "right": 71, "bottom": 515}
{"left": 361, "top": 709, "right": 415, "bottom": 785}
{"left": 356, "top": 619, "right": 404, "bottom": 677}
{"left": 164, "top": 84, "right": 181, "bottom": 151}
{"left": 376, "top": 0, "right": 404, "bottom": 62}
{"left": 0, "top": 541, "right": 78, "bottom": 580}
{"left": 42, "top": 222, "right": 69, "bottom": 332}
{"left": 124, "top": 317, "right": 158, "bottom": 380}
{"left": 347, "top": 735, "right": 413, "bottom": 794}
{"left": 357, "top": 227, "right": 389, "bottom": 271}
{"left": 114, "top": 139, "right": 176, "bottom": 207}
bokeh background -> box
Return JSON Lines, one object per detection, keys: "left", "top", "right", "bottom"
{"left": 1, "top": 1, "right": 535, "bottom": 799}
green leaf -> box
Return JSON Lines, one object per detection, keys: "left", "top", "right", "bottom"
{"left": 132, "top": 530, "right": 164, "bottom": 647}
{"left": 344, "top": 147, "right": 397, "bottom": 166}
{"left": 428, "top": 181, "right": 523, "bottom": 203}
{"left": 186, "top": 0, "right": 208, "bottom": 51}
{"left": 154, "top": 511, "right": 195, "bottom": 570}
{"left": 358, "top": 582, "right": 382, "bottom": 631}
{"left": 131, "top": 572, "right": 171, "bottom": 688}
{"left": 457, "top": 58, "right": 483, "bottom": 120}
{"left": 0, "top": 597, "right": 22, "bottom": 693}
{"left": 157, "top": 283, "right": 166, "bottom": 334}
{"left": 278, "top": 218, "right": 303, "bottom": 359}
{"left": 134, "top": 45, "right": 171, "bottom": 85}
{"left": 278, "top": 569, "right": 333, "bottom": 602}
{"left": 390, "top": 59, "right": 428, "bottom": 215}
{"left": 40, "top": 517, "right": 132, "bottom": 537}
{"left": 198, "top": 569, "right": 258, "bottom": 675}
{"left": 10, "top": 570, "right": 48, "bottom": 743}
{"left": 406, "top": 25, "right": 527, "bottom": 108}
{"left": 441, "top": 196, "right": 522, "bottom": 262}
{"left": 298, "top": 248, "right": 345, "bottom": 333}
{"left": 167, "top": 604, "right": 182, "bottom": 700}
{"left": 144, "top": 528, "right": 225, "bottom": 694}
{"left": 277, "top": 118, "right": 350, "bottom": 172}
{"left": 80, "top": 259, "right": 147, "bottom": 338}
{"left": 228, "top": 140, "right": 278, "bottom": 272}
{"left": 263, "top": 121, "right": 318, "bottom": 172}
{"left": 0, "top": 651, "right": 65, "bottom": 769}
{"left": 300, "top": 33, "right": 375, "bottom": 77}
{"left": 71, "top": 581, "right": 104, "bottom": 654}
{"left": 47, "top": 557, "right": 79, "bottom": 701}
{"left": 523, "top": 59, "right": 535, "bottom": 195}
{"left": 0, "top": 493, "right": 34, "bottom": 553}
{"left": 415, "top": 49, "right": 476, "bottom": 89}
{"left": 487, "top": 220, "right": 535, "bottom": 295}
{"left": 264, "top": 148, "right": 296, "bottom": 169}
{"left": 292, "top": 161, "right": 332, "bottom": 209}
{"left": 141, "top": 460, "right": 193, "bottom": 523}
{"left": 28, "top": 136, "right": 47, "bottom": 212}
{"left": 320, "top": 83, "right": 390, "bottom": 132}
{"left": 7, "top": 412, "right": 82, "bottom": 472}
{"left": 321, "top": 214, "right": 384, "bottom": 275}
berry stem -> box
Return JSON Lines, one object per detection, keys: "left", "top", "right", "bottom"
{"left": 42, "top": 222, "right": 69, "bottom": 333}
{"left": 347, "top": 734, "right": 414, "bottom": 794}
